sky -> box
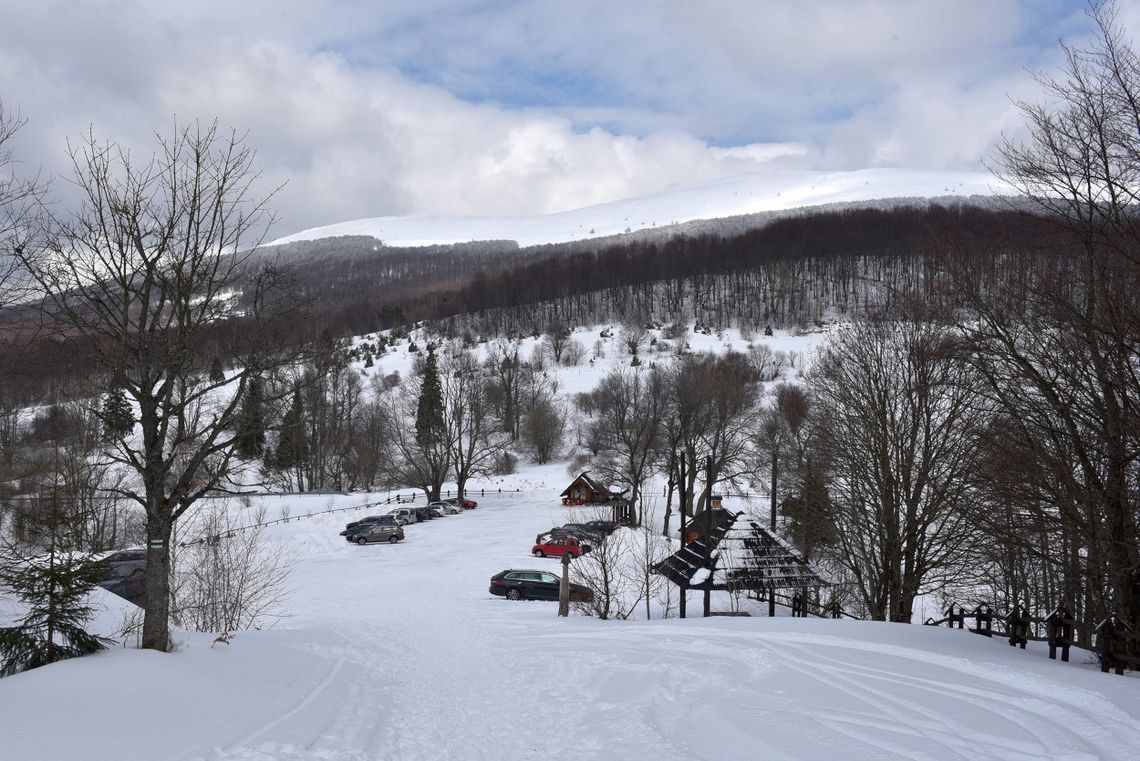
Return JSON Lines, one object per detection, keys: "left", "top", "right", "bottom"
{"left": 0, "top": 0, "right": 1133, "bottom": 239}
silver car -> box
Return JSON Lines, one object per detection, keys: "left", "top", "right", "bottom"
{"left": 386, "top": 507, "right": 416, "bottom": 525}
{"left": 429, "top": 500, "right": 461, "bottom": 515}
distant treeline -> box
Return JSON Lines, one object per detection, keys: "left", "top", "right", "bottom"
{"left": 0, "top": 202, "right": 1057, "bottom": 400}
{"left": 266, "top": 202, "right": 1048, "bottom": 339}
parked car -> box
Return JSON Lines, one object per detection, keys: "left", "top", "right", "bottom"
{"left": 95, "top": 549, "right": 146, "bottom": 585}
{"left": 546, "top": 525, "right": 604, "bottom": 544}
{"left": 583, "top": 520, "right": 619, "bottom": 535}
{"left": 443, "top": 497, "right": 478, "bottom": 509}
{"left": 386, "top": 507, "right": 416, "bottom": 525}
{"left": 342, "top": 515, "right": 399, "bottom": 535}
{"left": 348, "top": 523, "right": 405, "bottom": 545}
{"left": 429, "top": 500, "right": 461, "bottom": 515}
{"left": 489, "top": 569, "right": 594, "bottom": 602}
{"left": 532, "top": 536, "right": 590, "bottom": 558}
{"left": 94, "top": 549, "right": 147, "bottom": 601}
{"left": 410, "top": 506, "right": 433, "bottom": 521}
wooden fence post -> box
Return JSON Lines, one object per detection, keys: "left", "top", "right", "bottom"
{"left": 558, "top": 554, "right": 571, "bottom": 617}
{"left": 1046, "top": 607, "right": 1073, "bottom": 662}
{"left": 1006, "top": 604, "right": 1030, "bottom": 649}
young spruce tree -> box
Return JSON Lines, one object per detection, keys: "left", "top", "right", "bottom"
{"left": 0, "top": 489, "right": 110, "bottom": 676}
{"left": 235, "top": 375, "right": 266, "bottom": 458}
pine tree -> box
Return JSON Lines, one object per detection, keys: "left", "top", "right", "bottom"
{"left": 415, "top": 344, "right": 445, "bottom": 449}
{"left": 0, "top": 488, "right": 110, "bottom": 676}
{"left": 274, "top": 385, "right": 307, "bottom": 489}
{"left": 100, "top": 387, "right": 135, "bottom": 441}
{"left": 235, "top": 375, "right": 266, "bottom": 458}
{"left": 209, "top": 356, "right": 225, "bottom": 383}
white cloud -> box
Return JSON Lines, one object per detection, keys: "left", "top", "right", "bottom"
{"left": 0, "top": 0, "right": 1118, "bottom": 238}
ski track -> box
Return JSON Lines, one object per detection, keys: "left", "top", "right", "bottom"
{"left": 758, "top": 635, "right": 1132, "bottom": 760}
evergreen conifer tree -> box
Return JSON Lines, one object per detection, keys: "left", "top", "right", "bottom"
{"left": 0, "top": 489, "right": 110, "bottom": 676}
{"left": 274, "top": 385, "right": 307, "bottom": 488}
{"left": 209, "top": 356, "right": 225, "bottom": 383}
{"left": 415, "top": 344, "right": 445, "bottom": 448}
{"left": 100, "top": 387, "right": 135, "bottom": 441}
{"left": 235, "top": 376, "right": 266, "bottom": 458}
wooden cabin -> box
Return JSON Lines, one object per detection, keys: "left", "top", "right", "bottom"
{"left": 682, "top": 494, "right": 726, "bottom": 544}
{"left": 560, "top": 472, "right": 612, "bottom": 505}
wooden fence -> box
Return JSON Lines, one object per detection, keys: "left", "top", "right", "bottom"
{"left": 181, "top": 486, "right": 522, "bottom": 548}
{"left": 924, "top": 603, "right": 1140, "bottom": 676}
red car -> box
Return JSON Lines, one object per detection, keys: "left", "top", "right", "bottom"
{"left": 444, "top": 497, "right": 478, "bottom": 509}
{"left": 532, "top": 536, "right": 589, "bottom": 558}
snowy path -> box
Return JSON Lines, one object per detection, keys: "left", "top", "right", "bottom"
{"left": 3, "top": 492, "right": 1140, "bottom": 760}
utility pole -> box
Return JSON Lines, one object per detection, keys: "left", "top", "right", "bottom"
{"left": 558, "top": 553, "right": 571, "bottom": 617}
{"left": 703, "top": 454, "right": 712, "bottom": 618}
{"left": 678, "top": 451, "right": 687, "bottom": 620}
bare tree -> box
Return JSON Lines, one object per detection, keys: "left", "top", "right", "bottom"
{"left": 442, "top": 349, "right": 501, "bottom": 499}
{"left": 953, "top": 0, "right": 1140, "bottom": 629}
{"left": 620, "top": 322, "right": 647, "bottom": 359}
{"left": 809, "top": 319, "right": 984, "bottom": 622}
{"left": 522, "top": 397, "right": 565, "bottom": 464}
{"left": 584, "top": 367, "right": 665, "bottom": 526}
{"left": 629, "top": 504, "right": 673, "bottom": 619}
{"left": 485, "top": 340, "right": 524, "bottom": 440}
{"left": 543, "top": 319, "right": 572, "bottom": 364}
{"left": 573, "top": 529, "right": 640, "bottom": 620}
{"left": 384, "top": 346, "right": 452, "bottom": 499}
{"left": 0, "top": 101, "right": 44, "bottom": 296}
{"left": 18, "top": 121, "right": 297, "bottom": 652}
{"left": 667, "top": 353, "right": 762, "bottom": 514}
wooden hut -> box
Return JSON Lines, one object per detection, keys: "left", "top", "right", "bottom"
{"left": 682, "top": 494, "right": 727, "bottom": 544}
{"left": 561, "top": 472, "right": 612, "bottom": 506}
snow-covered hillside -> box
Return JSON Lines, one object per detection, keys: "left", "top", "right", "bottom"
{"left": 2, "top": 325, "right": 1139, "bottom": 760}
{"left": 270, "top": 168, "right": 1010, "bottom": 248}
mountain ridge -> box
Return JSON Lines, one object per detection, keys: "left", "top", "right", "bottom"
{"left": 270, "top": 167, "right": 1010, "bottom": 249}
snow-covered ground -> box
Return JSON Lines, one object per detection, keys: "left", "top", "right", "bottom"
{"left": 4, "top": 325, "right": 1140, "bottom": 760}
{"left": 2, "top": 486, "right": 1139, "bottom": 761}
{"left": 270, "top": 168, "right": 1009, "bottom": 247}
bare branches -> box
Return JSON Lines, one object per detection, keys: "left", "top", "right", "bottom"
{"left": 810, "top": 319, "right": 985, "bottom": 622}
{"left": 12, "top": 120, "right": 296, "bottom": 652}
{"left": 0, "top": 101, "right": 46, "bottom": 307}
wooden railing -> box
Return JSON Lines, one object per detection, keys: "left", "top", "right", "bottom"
{"left": 924, "top": 603, "right": 1139, "bottom": 675}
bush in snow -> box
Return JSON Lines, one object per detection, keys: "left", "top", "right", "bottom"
{"left": 172, "top": 502, "right": 291, "bottom": 634}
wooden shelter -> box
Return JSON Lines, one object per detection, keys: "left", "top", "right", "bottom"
{"left": 656, "top": 509, "right": 827, "bottom": 617}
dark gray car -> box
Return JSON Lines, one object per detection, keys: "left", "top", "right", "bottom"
{"left": 349, "top": 523, "right": 405, "bottom": 545}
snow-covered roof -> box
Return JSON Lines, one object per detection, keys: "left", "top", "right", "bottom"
{"left": 656, "top": 512, "right": 826, "bottom": 591}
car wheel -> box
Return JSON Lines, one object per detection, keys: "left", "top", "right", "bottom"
{"left": 356, "top": 537, "right": 368, "bottom": 545}
{"left": 388, "top": 535, "right": 399, "bottom": 544}
{"left": 506, "top": 589, "right": 522, "bottom": 600}
{"left": 534, "top": 549, "right": 545, "bottom": 558}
